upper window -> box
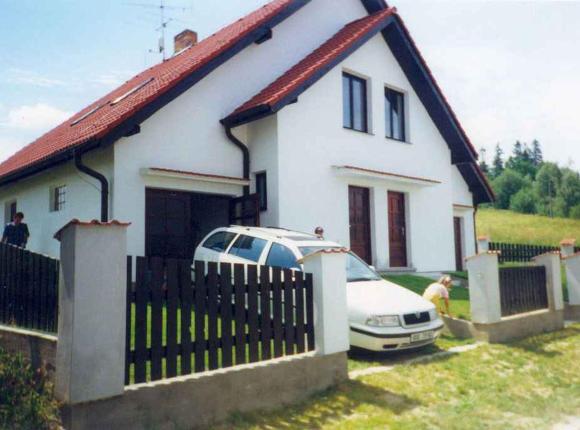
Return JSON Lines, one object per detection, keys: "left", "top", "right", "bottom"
{"left": 228, "top": 234, "right": 267, "bottom": 263}
{"left": 256, "top": 172, "right": 267, "bottom": 211}
{"left": 202, "top": 231, "right": 237, "bottom": 252}
{"left": 385, "top": 88, "right": 406, "bottom": 141}
{"left": 266, "top": 243, "right": 300, "bottom": 270}
{"left": 4, "top": 201, "right": 16, "bottom": 224}
{"left": 343, "top": 73, "right": 368, "bottom": 133}
{"left": 50, "top": 185, "right": 66, "bottom": 212}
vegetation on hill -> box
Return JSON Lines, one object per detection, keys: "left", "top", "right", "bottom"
{"left": 479, "top": 141, "right": 580, "bottom": 219}
{"left": 477, "top": 208, "right": 580, "bottom": 245}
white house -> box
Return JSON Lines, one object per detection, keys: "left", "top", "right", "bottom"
{"left": 0, "top": 0, "right": 493, "bottom": 272}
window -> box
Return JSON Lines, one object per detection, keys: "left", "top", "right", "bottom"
{"left": 4, "top": 201, "right": 16, "bottom": 224}
{"left": 343, "top": 73, "right": 368, "bottom": 132}
{"left": 228, "top": 235, "right": 267, "bottom": 263}
{"left": 50, "top": 185, "right": 66, "bottom": 212}
{"left": 202, "top": 231, "right": 237, "bottom": 252}
{"left": 256, "top": 172, "right": 267, "bottom": 211}
{"left": 385, "top": 87, "right": 406, "bottom": 141}
{"left": 266, "top": 243, "right": 300, "bottom": 270}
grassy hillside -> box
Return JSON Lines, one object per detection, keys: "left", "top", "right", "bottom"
{"left": 477, "top": 208, "right": 580, "bottom": 245}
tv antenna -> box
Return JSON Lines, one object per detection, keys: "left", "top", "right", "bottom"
{"left": 124, "top": 1, "right": 193, "bottom": 61}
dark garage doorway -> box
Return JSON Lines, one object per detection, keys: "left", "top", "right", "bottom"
{"left": 145, "top": 189, "right": 231, "bottom": 260}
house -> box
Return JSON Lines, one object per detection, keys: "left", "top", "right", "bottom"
{"left": 0, "top": 0, "right": 493, "bottom": 272}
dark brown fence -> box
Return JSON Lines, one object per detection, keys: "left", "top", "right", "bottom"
{"left": 125, "top": 257, "right": 315, "bottom": 385}
{"left": 499, "top": 266, "right": 548, "bottom": 317}
{"left": 489, "top": 242, "right": 560, "bottom": 263}
{"left": 0, "top": 243, "right": 59, "bottom": 333}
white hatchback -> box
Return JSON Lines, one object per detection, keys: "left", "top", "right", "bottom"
{"left": 194, "top": 226, "right": 444, "bottom": 352}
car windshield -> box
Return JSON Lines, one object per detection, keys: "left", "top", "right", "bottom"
{"left": 298, "top": 247, "right": 382, "bottom": 282}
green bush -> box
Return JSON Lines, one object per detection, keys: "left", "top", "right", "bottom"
{"left": 0, "top": 349, "right": 60, "bottom": 430}
{"left": 570, "top": 204, "right": 580, "bottom": 220}
{"left": 510, "top": 187, "right": 536, "bottom": 214}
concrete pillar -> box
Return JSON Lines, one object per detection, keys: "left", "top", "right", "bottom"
{"left": 560, "top": 238, "right": 576, "bottom": 259}
{"left": 301, "top": 249, "right": 349, "bottom": 356}
{"left": 563, "top": 253, "right": 580, "bottom": 306}
{"left": 477, "top": 235, "right": 490, "bottom": 253}
{"left": 533, "top": 252, "right": 564, "bottom": 311}
{"left": 465, "top": 252, "right": 501, "bottom": 324}
{"left": 54, "top": 220, "right": 130, "bottom": 405}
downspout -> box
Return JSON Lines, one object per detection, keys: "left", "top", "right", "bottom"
{"left": 224, "top": 124, "right": 250, "bottom": 195}
{"left": 74, "top": 150, "right": 109, "bottom": 222}
{"left": 473, "top": 204, "right": 478, "bottom": 254}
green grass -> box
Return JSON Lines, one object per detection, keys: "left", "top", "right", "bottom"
{"left": 384, "top": 274, "right": 471, "bottom": 320}
{"left": 478, "top": 208, "right": 580, "bottom": 245}
{"left": 217, "top": 324, "right": 580, "bottom": 430}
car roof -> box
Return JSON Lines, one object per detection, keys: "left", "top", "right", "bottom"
{"left": 219, "top": 226, "right": 341, "bottom": 248}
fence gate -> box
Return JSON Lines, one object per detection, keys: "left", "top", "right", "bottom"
{"left": 0, "top": 243, "right": 59, "bottom": 333}
{"left": 499, "top": 266, "right": 548, "bottom": 317}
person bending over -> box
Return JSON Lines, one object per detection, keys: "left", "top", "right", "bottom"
{"left": 423, "top": 275, "right": 453, "bottom": 316}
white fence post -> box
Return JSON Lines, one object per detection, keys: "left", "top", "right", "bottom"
{"left": 301, "top": 249, "right": 349, "bottom": 356}
{"left": 562, "top": 253, "right": 580, "bottom": 306}
{"left": 560, "top": 238, "right": 576, "bottom": 259}
{"left": 54, "top": 220, "right": 130, "bottom": 405}
{"left": 465, "top": 252, "right": 501, "bottom": 324}
{"left": 477, "top": 236, "right": 490, "bottom": 253}
{"left": 533, "top": 252, "right": 564, "bottom": 312}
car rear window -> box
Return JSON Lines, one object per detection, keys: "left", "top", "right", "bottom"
{"left": 228, "top": 234, "right": 267, "bottom": 263}
{"left": 266, "top": 243, "right": 300, "bottom": 270}
{"left": 202, "top": 231, "right": 237, "bottom": 252}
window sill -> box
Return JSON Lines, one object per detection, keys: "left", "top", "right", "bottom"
{"left": 343, "top": 127, "right": 374, "bottom": 136}
{"left": 385, "top": 136, "right": 411, "bottom": 145}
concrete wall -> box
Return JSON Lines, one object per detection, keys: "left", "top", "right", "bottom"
{"left": 0, "top": 325, "right": 57, "bottom": 380}
{"left": 263, "top": 33, "right": 474, "bottom": 272}
{"left": 0, "top": 147, "right": 113, "bottom": 257}
{"left": 61, "top": 351, "right": 347, "bottom": 430}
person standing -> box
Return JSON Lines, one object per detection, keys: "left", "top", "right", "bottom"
{"left": 423, "top": 275, "right": 453, "bottom": 316}
{"left": 2, "top": 212, "right": 30, "bottom": 248}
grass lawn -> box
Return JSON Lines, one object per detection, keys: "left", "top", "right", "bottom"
{"left": 477, "top": 208, "right": 580, "bottom": 245}
{"left": 384, "top": 274, "right": 471, "bottom": 320}
{"left": 217, "top": 324, "right": 580, "bottom": 430}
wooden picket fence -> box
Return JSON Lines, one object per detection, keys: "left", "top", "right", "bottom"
{"left": 0, "top": 243, "right": 59, "bottom": 333}
{"left": 125, "top": 257, "right": 315, "bottom": 385}
{"left": 499, "top": 266, "right": 548, "bottom": 317}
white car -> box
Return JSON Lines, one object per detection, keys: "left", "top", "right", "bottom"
{"left": 194, "top": 226, "right": 444, "bottom": 352}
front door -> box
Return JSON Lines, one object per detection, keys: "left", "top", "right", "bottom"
{"left": 388, "top": 191, "right": 408, "bottom": 268}
{"left": 454, "top": 217, "right": 464, "bottom": 271}
{"left": 349, "top": 186, "right": 372, "bottom": 264}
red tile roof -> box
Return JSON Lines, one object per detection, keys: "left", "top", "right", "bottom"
{"left": 226, "top": 7, "right": 396, "bottom": 122}
{"left": 0, "top": 0, "right": 304, "bottom": 181}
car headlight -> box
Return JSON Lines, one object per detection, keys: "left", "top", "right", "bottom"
{"left": 365, "top": 315, "right": 400, "bottom": 327}
{"left": 429, "top": 309, "right": 440, "bottom": 321}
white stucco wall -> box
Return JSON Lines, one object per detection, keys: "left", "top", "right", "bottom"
{"left": 0, "top": 148, "right": 113, "bottom": 257}
{"left": 256, "top": 33, "right": 475, "bottom": 272}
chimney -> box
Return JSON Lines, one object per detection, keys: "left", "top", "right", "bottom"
{"left": 174, "top": 29, "right": 198, "bottom": 54}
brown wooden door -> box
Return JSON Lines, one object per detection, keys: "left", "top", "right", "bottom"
{"left": 454, "top": 217, "right": 464, "bottom": 271}
{"left": 388, "top": 191, "right": 408, "bottom": 268}
{"left": 146, "top": 189, "right": 193, "bottom": 259}
{"left": 349, "top": 186, "right": 372, "bottom": 264}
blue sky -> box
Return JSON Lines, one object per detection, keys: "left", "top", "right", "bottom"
{"left": 1, "top": 0, "right": 579, "bottom": 168}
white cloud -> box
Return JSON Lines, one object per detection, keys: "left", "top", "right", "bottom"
{"left": 0, "top": 137, "right": 27, "bottom": 163}
{"left": 3, "top": 68, "right": 65, "bottom": 88}
{"left": 1, "top": 103, "right": 72, "bottom": 131}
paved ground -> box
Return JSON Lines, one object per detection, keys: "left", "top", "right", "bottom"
{"left": 553, "top": 416, "right": 580, "bottom": 430}
{"left": 350, "top": 343, "right": 481, "bottom": 379}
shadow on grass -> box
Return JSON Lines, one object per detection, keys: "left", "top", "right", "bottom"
{"left": 503, "top": 325, "right": 580, "bottom": 357}
{"left": 222, "top": 379, "right": 421, "bottom": 430}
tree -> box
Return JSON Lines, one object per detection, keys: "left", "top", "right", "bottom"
{"left": 570, "top": 204, "right": 580, "bottom": 220}
{"left": 510, "top": 187, "right": 536, "bottom": 214}
{"left": 506, "top": 141, "right": 537, "bottom": 179}
{"left": 557, "top": 169, "right": 580, "bottom": 217}
{"left": 531, "top": 140, "right": 543, "bottom": 166}
{"left": 534, "top": 163, "right": 562, "bottom": 217}
{"left": 491, "top": 144, "right": 504, "bottom": 179}
{"left": 492, "top": 169, "right": 529, "bottom": 210}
